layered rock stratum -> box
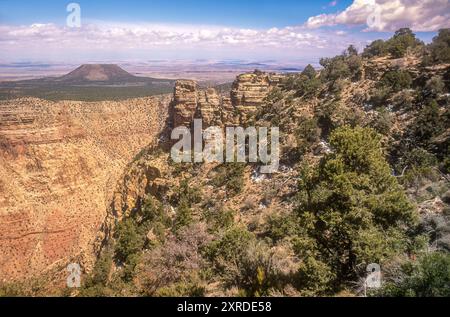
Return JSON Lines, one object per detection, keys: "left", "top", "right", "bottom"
{"left": 0, "top": 96, "right": 170, "bottom": 282}
{"left": 231, "top": 72, "right": 284, "bottom": 122}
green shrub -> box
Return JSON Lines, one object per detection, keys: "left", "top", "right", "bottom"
{"left": 88, "top": 245, "right": 113, "bottom": 287}
{"left": 296, "top": 257, "right": 336, "bottom": 296}
{"left": 138, "top": 223, "right": 211, "bottom": 296}
{"left": 84, "top": 196, "right": 173, "bottom": 292}
{"left": 174, "top": 179, "right": 202, "bottom": 206}
{"left": 0, "top": 282, "right": 26, "bottom": 297}
{"left": 205, "top": 226, "right": 255, "bottom": 274}
{"left": 113, "top": 196, "right": 174, "bottom": 281}
{"left": 173, "top": 197, "right": 193, "bottom": 233}
{"left": 295, "top": 117, "right": 321, "bottom": 155}
{"left": 205, "top": 227, "right": 280, "bottom": 296}
{"left": 266, "top": 87, "right": 284, "bottom": 103}
{"left": 345, "top": 45, "right": 359, "bottom": 57}
{"left": 442, "top": 153, "right": 450, "bottom": 174}
{"left": 155, "top": 281, "right": 206, "bottom": 297}
{"left": 203, "top": 208, "right": 235, "bottom": 233}
{"left": 230, "top": 241, "right": 278, "bottom": 297}
{"left": 347, "top": 55, "right": 363, "bottom": 81}
{"left": 211, "top": 163, "right": 245, "bottom": 196}
{"left": 282, "top": 74, "right": 298, "bottom": 91}
{"left": 320, "top": 56, "right": 351, "bottom": 82}
{"left": 391, "top": 90, "right": 415, "bottom": 110}
{"left": 299, "top": 77, "right": 322, "bottom": 99}
{"left": 398, "top": 149, "right": 439, "bottom": 190}
{"left": 401, "top": 147, "right": 438, "bottom": 171}
{"left": 444, "top": 67, "right": 450, "bottom": 91}
{"left": 380, "top": 70, "right": 412, "bottom": 92}
{"left": 78, "top": 284, "right": 112, "bottom": 297}
{"left": 424, "top": 76, "right": 445, "bottom": 98}
{"left": 386, "top": 28, "right": 422, "bottom": 58}
{"left": 315, "top": 101, "right": 339, "bottom": 136}
{"left": 363, "top": 28, "right": 422, "bottom": 59}
{"left": 377, "top": 252, "right": 450, "bottom": 297}
{"left": 301, "top": 64, "right": 317, "bottom": 80}
{"left": 371, "top": 107, "right": 393, "bottom": 135}
{"left": 282, "top": 72, "right": 321, "bottom": 99}
{"left": 363, "top": 39, "right": 388, "bottom": 58}
{"left": 265, "top": 213, "right": 299, "bottom": 243}
{"left": 368, "top": 86, "right": 390, "bottom": 108}
{"left": 114, "top": 219, "right": 143, "bottom": 264}
{"left": 427, "top": 28, "right": 450, "bottom": 64}
{"left": 411, "top": 99, "right": 443, "bottom": 147}
{"left": 139, "top": 196, "right": 172, "bottom": 244}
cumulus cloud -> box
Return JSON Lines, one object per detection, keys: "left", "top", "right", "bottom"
{"left": 306, "top": 0, "right": 450, "bottom": 32}
{"left": 0, "top": 23, "right": 320, "bottom": 48}
{"left": 0, "top": 21, "right": 364, "bottom": 61}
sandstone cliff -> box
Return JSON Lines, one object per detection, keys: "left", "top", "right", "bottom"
{"left": 0, "top": 96, "right": 170, "bottom": 282}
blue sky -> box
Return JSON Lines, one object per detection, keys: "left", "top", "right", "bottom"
{"left": 0, "top": 1, "right": 448, "bottom": 64}
{"left": 0, "top": 0, "right": 353, "bottom": 28}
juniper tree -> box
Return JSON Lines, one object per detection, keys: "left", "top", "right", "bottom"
{"left": 295, "top": 126, "right": 418, "bottom": 293}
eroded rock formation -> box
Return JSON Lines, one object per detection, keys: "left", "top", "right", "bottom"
{"left": 170, "top": 71, "right": 284, "bottom": 129}
{"left": 231, "top": 72, "right": 284, "bottom": 122}
{"left": 172, "top": 80, "right": 199, "bottom": 128}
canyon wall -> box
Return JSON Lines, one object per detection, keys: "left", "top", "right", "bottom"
{"left": 0, "top": 96, "right": 170, "bottom": 282}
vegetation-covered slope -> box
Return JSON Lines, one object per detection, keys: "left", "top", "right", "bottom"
{"left": 75, "top": 28, "right": 450, "bottom": 298}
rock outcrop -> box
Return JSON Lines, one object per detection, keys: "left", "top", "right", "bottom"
{"left": 172, "top": 80, "right": 199, "bottom": 127}
{"left": 170, "top": 71, "right": 284, "bottom": 128}
{"left": 231, "top": 72, "right": 284, "bottom": 122}
{"left": 198, "top": 88, "right": 222, "bottom": 127}
{"left": 109, "top": 150, "right": 173, "bottom": 222}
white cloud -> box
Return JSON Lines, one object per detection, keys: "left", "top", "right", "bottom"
{"left": 306, "top": 0, "right": 450, "bottom": 32}
{"left": 0, "top": 21, "right": 364, "bottom": 61}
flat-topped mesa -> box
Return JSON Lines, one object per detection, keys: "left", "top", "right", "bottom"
{"left": 59, "top": 64, "right": 138, "bottom": 83}
{"left": 170, "top": 71, "right": 284, "bottom": 128}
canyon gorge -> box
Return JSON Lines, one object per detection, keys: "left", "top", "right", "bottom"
{"left": 0, "top": 71, "right": 281, "bottom": 286}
